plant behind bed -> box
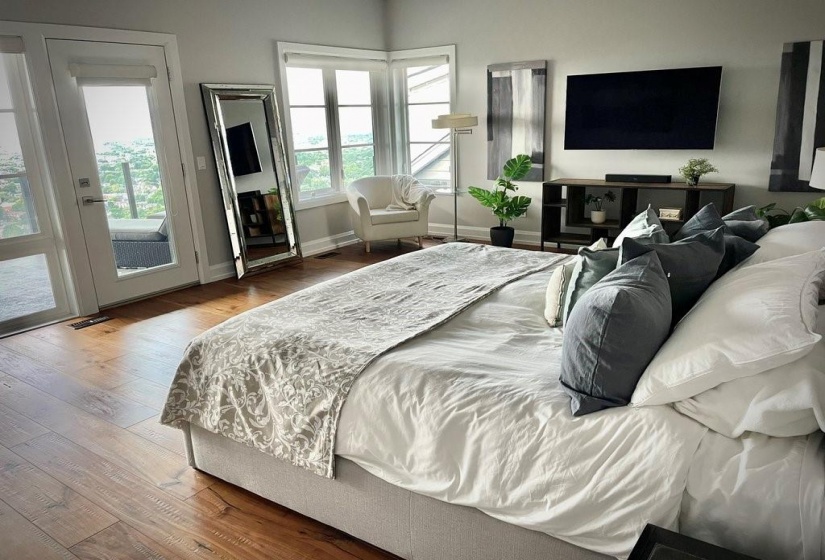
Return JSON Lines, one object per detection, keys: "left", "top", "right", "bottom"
{"left": 468, "top": 154, "right": 533, "bottom": 248}
{"left": 757, "top": 197, "right": 825, "bottom": 229}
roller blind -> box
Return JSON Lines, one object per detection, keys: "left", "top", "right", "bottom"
{"left": 283, "top": 52, "right": 387, "bottom": 72}
{"left": 389, "top": 54, "right": 449, "bottom": 69}
{"left": 68, "top": 63, "right": 158, "bottom": 80}
{"left": 0, "top": 36, "right": 24, "bottom": 54}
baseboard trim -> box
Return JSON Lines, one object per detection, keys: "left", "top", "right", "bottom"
{"left": 428, "top": 223, "right": 542, "bottom": 246}
{"left": 206, "top": 261, "right": 236, "bottom": 282}
{"left": 301, "top": 231, "right": 360, "bottom": 256}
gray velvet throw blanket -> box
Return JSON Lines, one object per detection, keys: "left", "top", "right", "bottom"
{"left": 161, "top": 243, "right": 563, "bottom": 478}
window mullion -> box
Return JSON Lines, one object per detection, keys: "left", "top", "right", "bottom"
{"left": 323, "top": 68, "right": 343, "bottom": 191}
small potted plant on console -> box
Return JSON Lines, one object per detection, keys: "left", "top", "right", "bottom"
{"left": 679, "top": 158, "right": 718, "bottom": 186}
{"left": 468, "top": 154, "right": 532, "bottom": 248}
{"left": 584, "top": 191, "right": 616, "bottom": 224}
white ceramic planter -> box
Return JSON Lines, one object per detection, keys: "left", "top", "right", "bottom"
{"left": 591, "top": 210, "right": 606, "bottom": 224}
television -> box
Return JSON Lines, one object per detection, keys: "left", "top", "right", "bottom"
{"left": 564, "top": 66, "right": 722, "bottom": 150}
{"left": 225, "top": 122, "right": 262, "bottom": 176}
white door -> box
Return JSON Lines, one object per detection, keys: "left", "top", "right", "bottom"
{"left": 48, "top": 39, "right": 197, "bottom": 307}
{"left": 0, "top": 36, "right": 71, "bottom": 336}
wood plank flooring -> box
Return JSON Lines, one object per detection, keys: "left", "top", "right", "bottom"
{"left": 0, "top": 239, "right": 448, "bottom": 560}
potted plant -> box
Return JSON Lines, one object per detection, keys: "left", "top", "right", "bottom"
{"left": 679, "top": 158, "right": 718, "bottom": 186}
{"left": 757, "top": 197, "right": 825, "bottom": 229}
{"left": 468, "top": 154, "right": 533, "bottom": 247}
{"left": 584, "top": 191, "right": 616, "bottom": 224}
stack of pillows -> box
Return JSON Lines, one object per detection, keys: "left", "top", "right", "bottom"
{"left": 547, "top": 202, "right": 784, "bottom": 416}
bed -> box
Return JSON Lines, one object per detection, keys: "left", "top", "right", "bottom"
{"left": 162, "top": 222, "right": 825, "bottom": 560}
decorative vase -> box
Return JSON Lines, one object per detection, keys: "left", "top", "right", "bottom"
{"left": 686, "top": 175, "right": 700, "bottom": 187}
{"left": 490, "top": 226, "right": 515, "bottom": 248}
{"left": 590, "top": 210, "right": 607, "bottom": 224}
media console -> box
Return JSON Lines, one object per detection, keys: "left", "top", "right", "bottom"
{"left": 541, "top": 178, "right": 736, "bottom": 251}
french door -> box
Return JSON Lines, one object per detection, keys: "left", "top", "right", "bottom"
{"left": 0, "top": 37, "right": 71, "bottom": 336}
{"left": 48, "top": 39, "right": 198, "bottom": 307}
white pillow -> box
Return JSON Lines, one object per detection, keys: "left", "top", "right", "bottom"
{"left": 743, "top": 220, "right": 825, "bottom": 267}
{"left": 631, "top": 249, "right": 825, "bottom": 407}
{"left": 611, "top": 205, "right": 669, "bottom": 248}
{"left": 543, "top": 239, "right": 606, "bottom": 327}
{"left": 673, "top": 314, "right": 825, "bottom": 437}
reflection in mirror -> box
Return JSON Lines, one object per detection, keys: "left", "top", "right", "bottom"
{"left": 201, "top": 85, "right": 301, "bottom": 277}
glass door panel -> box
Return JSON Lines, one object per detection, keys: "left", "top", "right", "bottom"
{"left": 47, "top": 39, "right": 198, "bottom": 308}
{"left": 0, "top": 47, "right": 68, "bottom": 337}
{"left": 0, "top": 254, "right": 56, "bottom": 322}
{"left": 81, "top": 84, "right": 173, "bottom": 275}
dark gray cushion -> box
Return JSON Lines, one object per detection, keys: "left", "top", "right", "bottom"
{"left": 674, "top": 203, "right": 759, "bottom": 277}
{"left": 560, "top": 252, "right": 672, "bottom": 416}
{"left": 722, "top": 205, "right": 769, "bottom": 242}
{"left": 620, "top": 227, "right": 725, "bottom": 326}
{"left": 562, "top": 247, "right": 619, "bottom": 322}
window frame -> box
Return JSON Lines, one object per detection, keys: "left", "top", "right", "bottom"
{"left": 0, "top": 47, "right": 71, "bottom": 335}
{"left": 388, "top": 45, "right": 456, "bottom": 196}
{"left": 277, "top": 43, "right": 456, "bottom": 209}
{"left": 277, "top": 43, "right": 391, "bottom": 210}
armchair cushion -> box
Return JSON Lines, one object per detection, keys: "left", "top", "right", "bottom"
{"left": 370, "top": 209, "right": 420, "bottom": 225}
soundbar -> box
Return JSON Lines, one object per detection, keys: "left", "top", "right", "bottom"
{"left": 605, "top": 173, "right": 672, "bottom": 183}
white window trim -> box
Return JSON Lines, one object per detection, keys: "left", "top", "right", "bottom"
{"left": 389, "top": 45, "right": 456, "bottom": 196}
{"left": 277, "top": 42, "right": 391, "bottom": 210}
{"left": 277, "top": 42, "right": 456, "bottom": 210}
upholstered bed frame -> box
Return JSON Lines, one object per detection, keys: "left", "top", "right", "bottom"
{"left": 183, "top": 423, "right": 608, "bottom": 560}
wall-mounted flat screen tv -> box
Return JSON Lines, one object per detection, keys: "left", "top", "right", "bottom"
{"left": 564, "top": 66, "right": 722, "bottom": 150}
{"left": 225, "top": 122, "right": 262, "bottom": 176}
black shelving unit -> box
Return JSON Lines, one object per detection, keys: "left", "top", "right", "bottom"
{"left": 540, "top": 179, "right": 736, "bottom": 251}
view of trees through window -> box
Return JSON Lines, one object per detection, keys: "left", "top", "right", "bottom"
{"left": 0, "top": 150, "right": 37, "bottom": 239}
{"left": 295, "top": 138, "right": 374, "bottom": 193}
{"left": 94, "top": 138, "right": 165, "bottom": 220}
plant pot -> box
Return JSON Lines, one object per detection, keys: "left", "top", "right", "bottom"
{"left": 490, "top": 226, "right": 515, "bottom": 248}
{"left": 590, "top": 210, "right": 607, "bottom": 224}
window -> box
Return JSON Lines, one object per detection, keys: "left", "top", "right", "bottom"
{"left": 278, "top": 43, "right": 454, "bottom": 207}
{"left": 0, "top": 38, "right": 69, "bottom": 334}
{"left": 0, "top": 52, "right": 39, "bottom": 240}
{"left": 396, "top": 62, "right": 452, "bottom": 191}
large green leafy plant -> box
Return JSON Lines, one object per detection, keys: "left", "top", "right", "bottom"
{"left": 468, "top": 154, "right": 533, "bottom": 227}
{"left": 757, "top": 197, "right": 825, "bottom": 229}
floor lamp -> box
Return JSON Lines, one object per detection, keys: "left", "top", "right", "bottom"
{"left": 432, "top": 113, "right": 478, "bottom": 243}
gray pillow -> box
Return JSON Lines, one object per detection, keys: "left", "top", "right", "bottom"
{"left": 562, "top": 246, "right": 619, "bottom": 323}
{"left": 722, "top": 205, "right": 769, "bottom": 242}
{"left": 620, "top": 227, "right": 725, "bottom": 326}
{"left": 675, "top": 203, "right": 759, "bottom": 277}
{"left": 560, "top": 251, "right": 672, "bottom": 416}
{"left": 612, "top": 205, "right": 669, "bottom": 248}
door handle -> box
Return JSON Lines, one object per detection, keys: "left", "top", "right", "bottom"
{"left": 81, "top": 196, "right": 106, "bottom": 205}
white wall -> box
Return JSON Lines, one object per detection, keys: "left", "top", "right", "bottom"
{"left": 0, "top": 0, "right": 385, "bottom": 267}
{"left": 387, "top": 0, "right": 825, "bottom": 236}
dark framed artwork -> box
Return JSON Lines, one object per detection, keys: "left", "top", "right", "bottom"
{"left": 769, "top": 40, "right": 825, "bottom": 192}
{"left": 487, "top": 60, "right": 547, "bottom": 182}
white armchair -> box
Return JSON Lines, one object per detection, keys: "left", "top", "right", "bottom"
{"left": 346, "top": 176, "right": 435, "bottom": 252}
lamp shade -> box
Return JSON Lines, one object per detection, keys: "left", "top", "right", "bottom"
{"left": 432, "top": 113, "right": 478, "bottom": 129}
{"left": 810, "top": 147, "right": 825, "bottom": 190}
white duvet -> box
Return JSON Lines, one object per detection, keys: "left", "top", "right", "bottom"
{"left": 335, "top": 266, "right": 824, "bottom": 559}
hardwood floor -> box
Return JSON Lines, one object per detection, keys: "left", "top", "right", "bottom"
{"left": 0, "top": 239, "right": 443, "bottom": 560}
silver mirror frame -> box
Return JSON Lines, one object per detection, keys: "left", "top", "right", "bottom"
{"left": 201, "top": 83, "right": 301, "bottom": 278}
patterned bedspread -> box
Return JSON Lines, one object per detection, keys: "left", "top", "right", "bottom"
{"left": 160, "top": 243, "right": 563, "bottom": 477}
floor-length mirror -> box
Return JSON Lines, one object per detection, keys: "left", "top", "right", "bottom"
{"left": 201, "top": 84, "right": 301, "bottom": 277}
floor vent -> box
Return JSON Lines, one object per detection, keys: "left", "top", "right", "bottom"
{"left": 69, "top": 316, "right": 112, "bottom": 330}
{"left": 315, "top": 251, "right": 341, "bottom": 260}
